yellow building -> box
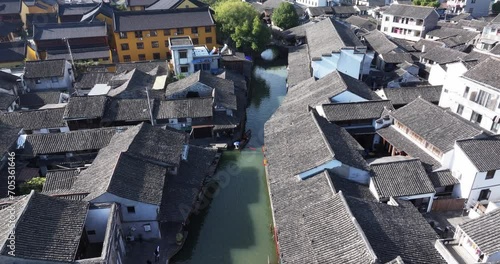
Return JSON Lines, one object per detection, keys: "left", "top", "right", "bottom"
{"left": 20, "top": 0, "right": 58, "bottom": 29}
{"left": 113, "top": 7, "right": 217, "bottom": 62}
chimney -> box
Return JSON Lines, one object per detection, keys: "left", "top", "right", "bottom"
{"left": 422, "top": 44, "right": 426, "bottom": 53}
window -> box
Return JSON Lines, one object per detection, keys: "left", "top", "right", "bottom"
{"left": 179, "top": 50, "right": 187, "bottom": 59}
{"left": 87, "top": 230, "right": 96, "bottom": 235}
{"left": 51, "top": 77, "right": 58, "bottom": 83}
{"left": 153, "top": 53, "right": 160, "bottom": 60}
{"left": 143, "top": 224, "right": 152, "bottom": 232}
{"left": 180, "top": 65, "right": 189, "bottom": 73}
{"left": 134, "top": 31, "right": 143, "bottom": 38}
{"left": 492, "top": 122, "right": 500, "bottom": 133}
{"left": 470, "top": 111, "right": 482, "bottom": 124}
{"left": 206, "top": 37, "right": 212, "bottom": 44}
{"left": 486, "top": 170, "right": 495, "bottom": 180}
{"left": 456, "top": 104, "right": 464, "bottom": 115}
{"left": 164, "top": 29, "right": 171, "bottom": 36}
{"left": 469, "top": 8, "right": 474, "bottom": 14}
{"left": 463, "top": 86, "right": 470, "bottom": 98}
{"left": 48, "top": 128, "right": 60, "bottom": 133}
{"left": 177, "top": 28, "right": 184, "bottom": 34}
{"left": 138, "top": 54, "right": 146, "bottom": 61}
{"left": 127, "top": 206, "right": 136, "bottom": 213}
{"left": 119, "top": 32, "right": 127, "bottom": 39}
{"left": 165, "top": 40, "right": 169, "bottom": 47}
{"left": 478, "top": 189, "right": 491, "bottom": 201}
{"left": 192, "top": 38, "right": 199, "bottom": 45}
{"left": 151, "top": 41, "right": 159, "bottom": 48}
{"left": 385, "top": 16, "right": 389, "bottom": 21}
{"left": 123, "top": 55, "right": 131, "bottom": 62}
{"left": 191, "top": 27, "right": 198, "bottom": 34}
{"left": 150, "top": 30, "right": 157, "bottom": 36}
{"left": 471, "top": 0, "right": 475, "bottom": 3}
{"left": 475, "top": 90, "right": 491, "bottom": 107}
{"left": 205, "top": 26, "right": 212, "bottom": 33}
{"left": 383, "top": 27, "right": 388, "bottom": 32}
{"left": 121, "top": 43, "right": 129, "bottom": 50}
{"left": 137, "top": 42, "right": 144, "bottom": 49}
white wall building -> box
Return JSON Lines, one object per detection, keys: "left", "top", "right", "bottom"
{"left": 439, "top": 57, "right": 500, "bottom": 133}
{"left": 447, "top": 0, "right": 490, "bottom": 17}
{"left": 169, "top": 36, "right": 219, "bottom": 76}
{"left": 23, "top": 59, "right": 74, "bottom": 91}
{"left": 380, "top": 4, "right": 439, "bottom": 41}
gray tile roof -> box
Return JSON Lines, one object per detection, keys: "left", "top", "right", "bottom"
{"left": 18, "top": 91, "right": 61, "bottom": 109}
{"left": 458, "top": 209, "right": 500, "bottom": 256}
{"left": 80, "top": 2, "right": 114, "bottom": 22}
{"left": 412, "top": 39, "right": 444, "bottom": 52}
{"left": 345, "top": 196, "right": 445, "bottom": 264}
{"left": 42, "top": 169, "right": 80, "bottom": 194}
{"left": 332, "top": 5, "right": 357, "bottom": 15}
{"left": 115, "top": 61, "right": 168, "bottom": 76}
{"left": 383, "top": 4, "right": 437, "bottom": 20}
{"left": 64, "top": 95, "right": 108, "bottom": 120}
{"left": 370, "top": 158, "right": 436, "bottom": 199}
{"left": 287, "top": 45, "right": 311, "bottom": 87}
{"left": 23, "top": 126, "right": 124, "bottom": 156}
{"left": 0, "top": 107, "right": 66, "bottom": 130}
{"left": 46, "top": 46, "right": 111, "bottom": 61}
{"left": 380, "top": 51, "right": 413, "bottom": 63}
{"left": 166, "top": 71, "right": 237, "bottom": 110}
{"left": 327, "top": 170, "right": 375, "bottom": 200}
{"left": 102, "top": 98, "right": 152, "bottom": 122}
{"left": 306, "top": 18, "right": 364, "bottom": 59}
{"left": 128, "top": 0, "right": 157, "bottom": 7}
{"left": 322, "top": 100, "right": 394, "bottom": 122}
{"left": 345, "top": 15, "right": 377, "bottom": 31}
{"left": 146, "top": 0, "right": 207, "bottom": 10}
{"left": 0, "top": 41, "right": 25, "bottom": 63}
{"left": 58, "top": 3, "right": 97, "bottom": 16}
{"left": 449, "top": 12, "right": 471, "bottom": 22}
{"left": 376, "top": 125, "right": 441, "bottom": 170}
{"left": 428, "top": 169, "right": 459, "bottom": 188}
{"left": 24, "top": 59, "right": 67, "bottom": 79}
{"left": 0, "top": 0, "right": 21, "bottom": 14}
{"left": 0, "top": 192, "right": 88, "bottom": 262}
{"left": 421, "top": 46, "right": 467, "bottom": 64}
{"left": 463, "top": 57, "right": 500, "bottom": 90}
{"left": 0, "top": 93, "right": 16, "bottom": 110}
{"left": 155, "top": 97, "right": 213, "bottom": 119}
{"left": 306, "top": 6, "right": 333, "bottom": 16}
{"left": 456, "top": 136, "right": 500, "bottom": 172}
{"left": 68, "top": 124, "right": 184, "bottom": 203}
{"left": 74, "top": 71, "right": 115, "bottom": 90}
{"left": 33, "top": 21, "right": 107, "bottom": 40}
{"left": 391, "top": 98, "right": 484, "bottom": 152}
{"left": 158, "top": 146, "right": 217, "bottom": 222}
{"left": 382, "top": 85, "right": 442, "bottom": 106}
{"left": 0, "top": 124, "right": 19, "bottom": 157}
{"left": 113, "top": 7, "right": 214, "bottom": 32}
{"left": 363, "top": 30, "right": 398, "bottom": 54}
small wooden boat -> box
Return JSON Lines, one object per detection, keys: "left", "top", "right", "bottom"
{"left": 234, "top": 130, "right": 252, "bottom": 150}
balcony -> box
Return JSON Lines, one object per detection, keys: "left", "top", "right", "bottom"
{"left": 435, "top": 239, "right": 480, "bottom": 264}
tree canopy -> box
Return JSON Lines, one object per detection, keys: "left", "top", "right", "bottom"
{"left": 493, "top": 2, "right": 500, "bottom": 14}
{"left": 272, "top": 2, "right": 299, "bottom": 30}
{"left": 412, "top": 0, "right": 440, "bottom": 7}
{"left": 214, "top": 0, "right": 271, "bottom": 52}
{"left": 20, "top": 177, "right": 45, "bottom": 194}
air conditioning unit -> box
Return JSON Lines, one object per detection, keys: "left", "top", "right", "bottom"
{"left": 194, "top": 33, "right": 198, "bottom": 37}
{"left": 146, "top": 34, "right": 150, "bottom": 37}
{"left": 138, "top": 37, "right": 143, "bottom": 40}
{"left": 174, "top": 33, "right": 178, "bottom": 36}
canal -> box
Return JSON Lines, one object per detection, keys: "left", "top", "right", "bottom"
{"left": 171, "top": 60, "right": 288, "bottom": 264}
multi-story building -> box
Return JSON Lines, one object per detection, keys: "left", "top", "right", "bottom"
{"left": 0, "top": 0, "right": 22, "bottom": 41}
{"left": 20, "top": 0, "right": 58, "bottom": 30}
{"left": 113, "top": 7, "right": 217, "bottom": 63}
{"left": 476, "top": 14, "right": 500, "bottom": 51}
{"left": 168, "top": 36, "right": 219, "bottom": 75}
{"left": 33, "top": 21, "right": 112, "bottom": 63}
{"left": 439, "top": 57, "right": 500, "bottom": 133}
{"left": 380, "top": 4, "right": 439, "bottom": 41}
{"left": 447, "top": 0, "right": 490, "bottom": 18}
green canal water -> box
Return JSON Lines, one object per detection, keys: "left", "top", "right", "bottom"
{"left": 171, "top": 62, "right": 288, "bottom": 264}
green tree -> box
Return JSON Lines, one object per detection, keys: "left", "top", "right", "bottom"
{"left": 20, "top": 177, "right": 45, "bottom": 194}
{"left": 272, "top": 2, "right": 299, "bottom": 30}
{"left": 412, "top": 0, "right": 439, "bottom": 7}
{"left": 493, "top": 2, "right": 500, "bottom": 14}
{"left": 215, "top": 0, "right": 270, "bottom": 52}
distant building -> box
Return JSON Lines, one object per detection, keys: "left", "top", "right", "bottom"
{"left": 380, "top": 4, "right": 439, "bottom": 41}
{"left": 446, "top": 0, "right": 490, "bottom": 18}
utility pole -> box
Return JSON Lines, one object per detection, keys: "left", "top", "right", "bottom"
{"left": 145, "top": 86, "right": 155, "bottom": 125}
{"left": 64, "top": 37, "right": 78, "bottom": 95}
